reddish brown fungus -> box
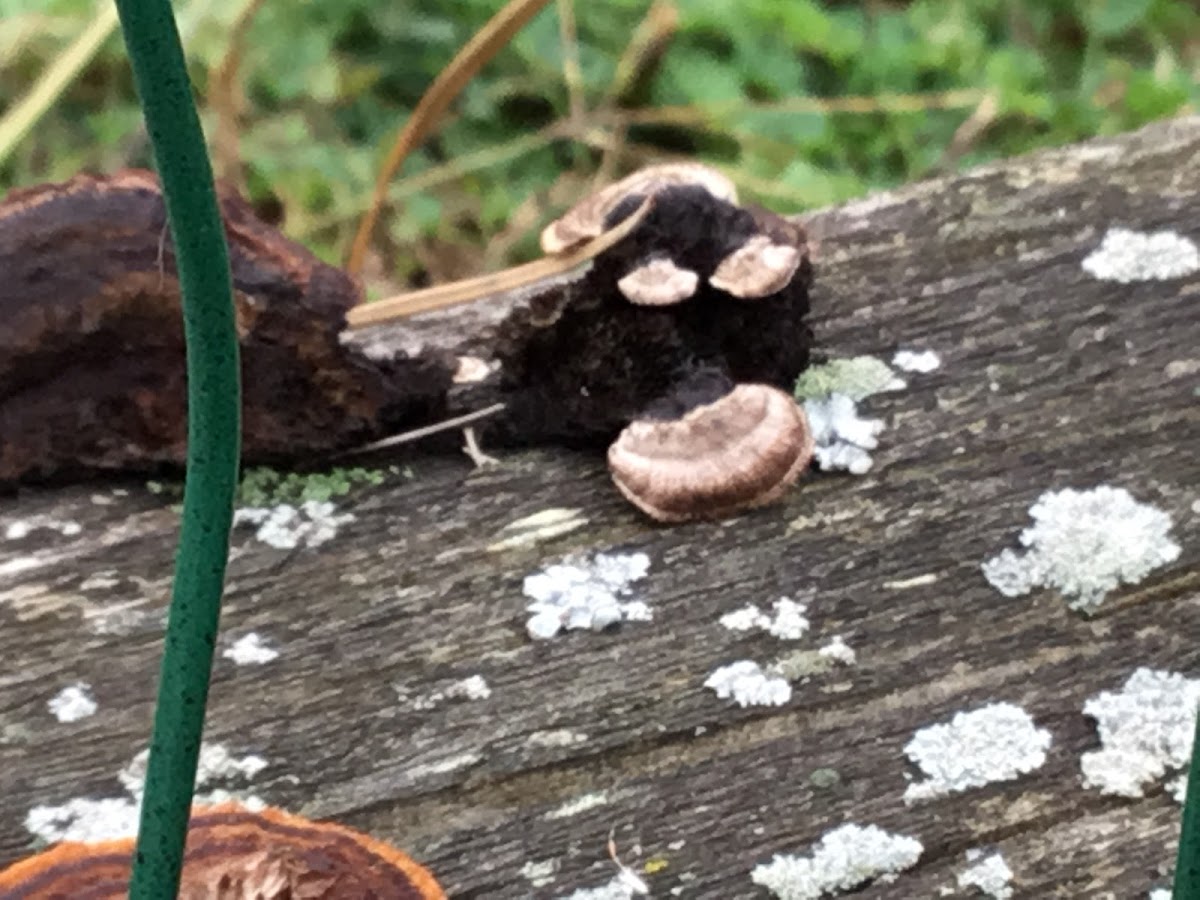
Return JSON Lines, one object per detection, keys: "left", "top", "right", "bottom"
{"left": 0, "top": 803, "right": 446, "bottom": 900}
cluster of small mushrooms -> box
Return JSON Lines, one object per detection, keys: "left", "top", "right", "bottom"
{"left": 0, "top": 162, "right": 817, "bottom": 520}
{"left": 0, "top": 803, "right": 445, "bottom": 899}
{"left": 496, "top": 162, "right": 818, "bottom": 521}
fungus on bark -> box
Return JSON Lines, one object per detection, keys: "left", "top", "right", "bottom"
{"left": 493, "top": 166, "right": 814, "bottom": 451}
{"left": 0, "top": 802, "right": 446, "bottom": 899}
{"left": 607, "top": 377, "right": 814, "bottom": 522}
{"left": 0, "top": 170, "right": 453, "bottom": 483}
{"left": 539, "top": 163, "right": 738, "bottom": 254}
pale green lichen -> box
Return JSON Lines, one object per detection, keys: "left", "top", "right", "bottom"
{"left": 793, "top": 356, "right": 905, "bottom": 402}
{"left": 237, "top": 466, "right": 386, "bottom": 507}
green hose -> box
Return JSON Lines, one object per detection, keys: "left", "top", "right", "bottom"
{"left": 112, "top": 1, "right": 241, "bottom": 897}
{"left": 1175, "top": 711, "right": 1200, "bottom": 899}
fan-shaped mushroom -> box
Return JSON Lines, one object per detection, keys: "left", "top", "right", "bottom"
{"left": 607, "top": 383, "right": 814, "bottom": 522}
{"left": 540, "top": 163, "right": 738, "bottom": 254}
{"left": 0, "top": 803, "right": 446, "bottom": 900}
{"left": 616, "top": 257, "right": 701, "bottom": 306}
{"left": 709, "top": 233, "right": 803, "bottom": 299}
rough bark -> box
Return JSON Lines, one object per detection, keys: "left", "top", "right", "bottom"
{"left": 1, "top": 117, "right": 1198, "bottom": 899}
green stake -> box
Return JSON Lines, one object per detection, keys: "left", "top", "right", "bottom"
{"left": 1175, "top": 709, "right": 1200, "bottom": 899}
{"left": 112, "top": 0, "right": 241, "bottom": 896}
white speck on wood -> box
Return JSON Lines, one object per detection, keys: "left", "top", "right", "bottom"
{"left": 882, "top": 573, "right": 939, "bottom": 590}
{"left": 223, "top": 632, "right": 280, "bottom": 666}
{"left": 522, "top": 859, "right": 559, "bottom": 887}
{"left": 750, "top": 822, "right": 923, "bottom": 899}
{"left": 1080, "top": 667, "right": 1200, "bottom": 798}
{"left": 817, "top": 636, "right": 856, "bottom": 666}
{"left": 405, "top": 674, "right": 492, "bottom": 709}
{"left": 981, "top": 485, "right": 1180, "bottom": 612}
{"left": 408, "top": 751, "right": 482, "bottom": 779}
{"left": 546, "top": 791, "right": 609, "bottom": 819}
{"left": 526, "top": 729, "right": 588, "bottom": 748}
{"left": 904, "top": 703, "right": 1051, "bottom": 802}
{"left": 720, "top": 597, "right": 810, "bottom": 640}
{"left": 705, "top": 660, "right": 792, "bottom": 708}
{"left": 957, "top": 851, "right": 1014, "bottom": 899}
{"left": 892, "top": 349, "right": 941, "bottom": 373}
{"left": 1081, "top": 227, "right": 1200, "bottom": 282}
{"left": 5, "top": 517, "right": 82, "bottom": 541}
{"left": 48, "top": 683, "right": 97, "bottom": 723}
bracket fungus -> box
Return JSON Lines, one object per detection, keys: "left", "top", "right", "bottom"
{"left": 0, "top": 170, "right": 452, "bottom": 483}
{"left": 0, "top": 802, "right": 446, "bottom": 899}
{"left": 608, "top": 380, "right": 814, "bottom": 522}
{"left": 494, "top": 163, "right": 814, "bottom": 452}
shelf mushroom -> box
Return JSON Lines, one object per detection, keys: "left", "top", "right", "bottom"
{"left": 496, "top": 163, "right": 816, "bottom": 519}
{"left": 608, "top": 379, "right": 815, "bottom": 522}
{"left": 539, "top": 162, "right": 805, "bottom": 305}
{"left": 0, "top": 802, "right": 446, "bottom": 899}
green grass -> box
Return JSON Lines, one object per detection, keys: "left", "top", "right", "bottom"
{"left": 2, "top": 0, "right": 1196, "bottom": 291}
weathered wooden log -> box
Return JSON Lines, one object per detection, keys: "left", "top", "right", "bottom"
{"left": 0, "top": 117, "right": 1198, "bottom": 899}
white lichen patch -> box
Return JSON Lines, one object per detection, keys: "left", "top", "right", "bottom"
{"left": 981, "top": 486, "right": 1181, "bottom": 612}
{"left": 957, "top": 850, "right": 1014, "bottom": 899}
{"left": 48, "top": 683, "right": 97, "bottom": 723}
{"left": 1172, "top": 773, "right": 1188, "bottom": 804}
{"left": 222, "top": 632, "right": 279, "bottom": 666}
{"left": 1080, "top": 667, "right": 1199, "bottom": 798}
{"left": 233, "top": 500, "right": 354, "bottom": 550}
{"left": 818, "top": 636, "right": 856, "bottom": 666}
{"left": 5, "top": 517, "right": 82, "bottom": 540}
{"left": 403, "top": 675, "right": 492, "bottom": 710}
{"left": 892, "top": 349, "right": 941, "bottom": 374}
{"left": 792, "top": 356, "right": 908, "bottom": 476}
{"left": 546, "top": 791, "right": 610, "bottom": 820}
{"left": 523, "top": 551, "right": 652, "bottom": 640}
{"left": 803, "top": 394, "right": 885, "bottom": 476}
{"left": 27, "top": 743, "right": 267, "bottom": 844}
{"left": 1081, "top": 227, "right": 1200, "bottom": 283}
{"left": 751, "top": 823, "right": 923, "bottom": 899}
{"left": 904, "top": 703, "right": 1052, "bottom": 802}
{"left": 705, "top": 660, "right": 792, "bottom": 708}
{"left": 720, "top": 597, "right": 810, "bottom": 640}
{"left": 1150, "top": 889, "right": 1172, "bottom": 900}
{"left": 488, "top": 507, "right": 589, "bottom": 552}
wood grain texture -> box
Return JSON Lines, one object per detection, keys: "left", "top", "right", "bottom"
{"left": 2, "top": 117, "right": 1199, "bottom": 899}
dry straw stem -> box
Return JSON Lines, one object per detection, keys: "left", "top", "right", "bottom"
{"left": 346, "top": 0, "right": 557, "bottom": 276}
{"left": 210, "top": 0, "right": 270, "bottom": 189}
{"left": 0, "top": 3, "right": 119, "bottom": 167}
{"left": 345, "top": 198, "right": 651, "bottom": 328}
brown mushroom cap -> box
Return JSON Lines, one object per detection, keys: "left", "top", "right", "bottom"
{"left": 0, "top": 803, "right": 446, "bottom": 900}
{"left": 616, "top": 257, "right": 701, "bottom": 306}
{"left": 607, "top": 384, "right": 813, "bottom": 522}
{"left": 540, "top": 163, "right": 738, "bottom": 254}
{"left": 708, "top": 234, "right": 803, "bottom": 299}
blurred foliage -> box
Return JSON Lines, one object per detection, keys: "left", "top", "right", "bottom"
{"left": 1, "top": 0, "right": 1196, "bottom": 291}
